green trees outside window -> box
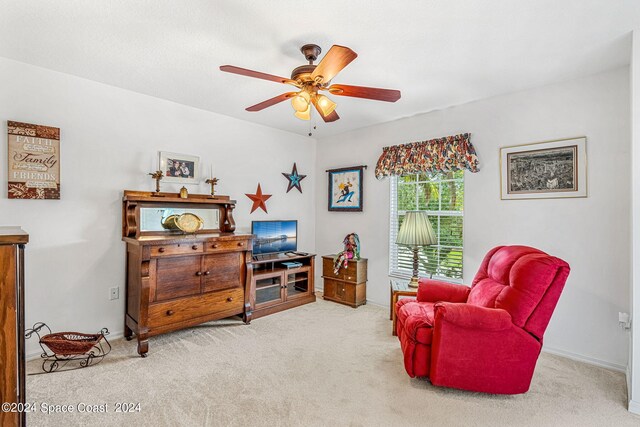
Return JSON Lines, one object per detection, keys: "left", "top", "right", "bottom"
{"left": 391, "top": 171, "right": 464, "bottom": 281}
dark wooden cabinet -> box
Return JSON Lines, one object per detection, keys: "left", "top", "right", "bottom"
{"left": 122, "top": 191, "right": 252, "bottom": 357}
{"left": 0, "top": 227, "right": 28, "bottom": 427}
{"left": 322, "top": 255, "right": 367, "bottom": 308}
{"left": 250, "top": 253, "right": 316, "bottom": 319}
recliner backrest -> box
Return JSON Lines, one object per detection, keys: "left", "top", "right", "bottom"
{"left": 467, "top": 245, "right": 570, "bottom": 340}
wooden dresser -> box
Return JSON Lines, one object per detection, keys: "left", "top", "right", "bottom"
{"left": 122, "top": 191, "right": 252, "bottom": 357}
{"left": 0, "top": 227, "right": 28, "bottom": 427}
{"left": 321, "top": 255, "right": 367, "bottom": 308}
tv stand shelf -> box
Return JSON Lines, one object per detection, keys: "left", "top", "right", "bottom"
{"left": 250, "top": 253, "right": 316, "bottom": 319}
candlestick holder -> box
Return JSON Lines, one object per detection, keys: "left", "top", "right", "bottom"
{"left": 148, "top": 170, "right": 164, "bottom": 196}
{"left": 205, "top": 177, "right": 219, "bottom": 197}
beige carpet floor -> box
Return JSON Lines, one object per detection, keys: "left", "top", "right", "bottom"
{"left": 25, "top": 297, "right": 639, "bottom": 426}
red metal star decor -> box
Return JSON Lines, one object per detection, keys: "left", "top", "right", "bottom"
{"left": 282, "top": 162, "right": 307, "bottom": 193}
{"left": 245, "top": 183, "right": 272, "bottom": 214}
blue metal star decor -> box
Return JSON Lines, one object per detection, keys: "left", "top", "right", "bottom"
{"left": 282, "top": 163, "right": 307, "bottom": 193}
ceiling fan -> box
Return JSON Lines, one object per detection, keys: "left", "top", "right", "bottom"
{"left": 220, "top": 44, "right": 401, "bottom": 122}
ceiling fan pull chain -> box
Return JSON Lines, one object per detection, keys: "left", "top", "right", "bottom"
{"left": 308, "top": 110, "right": 317, "bottom": 137}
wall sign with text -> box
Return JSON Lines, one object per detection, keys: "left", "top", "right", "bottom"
{"left": 7, "top": 121, "right": 60, "bottom": 199}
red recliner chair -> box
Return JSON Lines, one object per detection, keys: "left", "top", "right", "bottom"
{"left": 396, "top": 245, "right": 570, "bottom": 394}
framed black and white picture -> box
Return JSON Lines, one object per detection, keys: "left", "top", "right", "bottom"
{"left": 327, "top": 166, "right": 365, "bottom": 211}
{"left": 500, "top": 137, "right": 587, "bottom": 200}
{"left": 159, "top": 151, "right": 200, "bottom": 185}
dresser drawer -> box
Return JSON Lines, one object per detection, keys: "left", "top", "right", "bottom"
{"left": 343, "top": 263, "right": 360, "bottom": 283}
{"left": 151, "top": 242, "right": 203, "bottom": 257}
{"left": 322, "top": 257, "right": 335, "bottom": 277}
{"left": 148, "top": 288, "right": 244, "bottom": 329}
{"left": 204, "top": 239, "right": 248, "bottom": 253}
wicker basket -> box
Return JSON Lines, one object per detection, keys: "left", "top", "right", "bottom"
{"left": 40, "top": 331, "right": 106, "bottom": 356}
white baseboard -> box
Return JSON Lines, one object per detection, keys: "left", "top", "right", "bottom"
{"left": 627, "top": 366, "right": 632, "bottom": 410}
{"left": 26, "top": 331, "right": 124, "bottom": 362}
{"left": 364, "top": 299, "right": 386, "bottom": 309}
{"left": 629, "top": 399, "right": 640, "bottom": 415}
{"left": 542, "top": 345, "right": 626, "bottom": 372}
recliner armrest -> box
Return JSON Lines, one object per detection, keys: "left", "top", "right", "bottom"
{"left": 434, "top": 302, "right": 512, "bottom": 331}
{"left": 417, "top": 279, "right": 470, "bottom": 303}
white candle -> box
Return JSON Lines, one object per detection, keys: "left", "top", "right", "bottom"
{"left": 151, "top": 154, "right": 157, "bottom": 172}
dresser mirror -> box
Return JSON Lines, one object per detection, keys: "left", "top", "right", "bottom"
{"left": 140, "top": 207, "right": 220, "bottom": 232}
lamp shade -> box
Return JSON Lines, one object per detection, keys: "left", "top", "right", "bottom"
{"left": 396, "top": 211, "right": 437, "bottom": 247}
{"left": 294, "top": 104, "right": 311, "bottom": 120}
{"left": 291, "top": 91, "right": 311, "bottom": 112}
{"left": 316, "top": 94, "right": 337, "bottom": 116}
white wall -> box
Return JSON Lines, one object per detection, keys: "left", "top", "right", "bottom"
{"left": 630, "top": 30, "right": 640, "bottom": 414}
{"left": 0, "top": 57, "right": 316, "bottom": 355}
{"left": 315, "top": 67, "right": 631, "bottom": 370}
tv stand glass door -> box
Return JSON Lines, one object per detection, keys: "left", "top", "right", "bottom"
{"left": 254, "top": 270, "right": 285, "bottom": 308}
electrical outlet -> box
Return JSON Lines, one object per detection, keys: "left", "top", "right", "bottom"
{"left": 619, "top": 312, "right": 631, "bottom": 330}
{"left": 109, "top": 287, "right": 119, "bottom": 300}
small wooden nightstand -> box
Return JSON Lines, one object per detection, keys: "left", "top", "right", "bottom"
{"left": 390, "top": 279, "right": 418, "bottom": 336}
{"left": 322, "top": 256, "right": 367, "bottom": 307}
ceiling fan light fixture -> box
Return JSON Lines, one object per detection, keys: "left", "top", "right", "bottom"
{"left": 316, "top": 94, "right": 337, "bottom": 116}
{"left": 291, "top": 90, "right": 311, "bottom": 112}
{"left": 294, "top": 104, "right": 311, "bottom": 121}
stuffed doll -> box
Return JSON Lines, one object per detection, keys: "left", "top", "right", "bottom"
{"left": 333, "top": 233, "right": 361, "bottom": 275}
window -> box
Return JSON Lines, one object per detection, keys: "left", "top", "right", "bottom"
{"left": 389, "top": 171, "right": 464, "bottom": 282}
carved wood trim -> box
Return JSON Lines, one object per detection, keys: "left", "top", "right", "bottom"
{"left": 224, "top": 205, "right": 236, "bottom": 232}
{"left": 124, "top": 202, "right": 138, "bottom": 238}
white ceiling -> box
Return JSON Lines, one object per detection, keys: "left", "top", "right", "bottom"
{"left": 0, "top": 1, "right": 638, "bottom": 138}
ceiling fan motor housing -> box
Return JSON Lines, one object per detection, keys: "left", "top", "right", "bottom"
{"left": 292, "top": 44, "right": 323, "bottom": 83}
{"left": 291, "top": 64, "right": 317, "bottom": 82}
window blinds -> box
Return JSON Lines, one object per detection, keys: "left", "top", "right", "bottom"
{"left": 389, "top": 173, "right": 464, "bottom": 282}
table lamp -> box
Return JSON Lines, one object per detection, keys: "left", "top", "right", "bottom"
{"left": 396, "top": 210, "right": 437, "bottom": 288}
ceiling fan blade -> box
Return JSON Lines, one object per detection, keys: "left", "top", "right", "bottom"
{"left": 311, "top": 45, "right": 357, "bottom": 84}
{"left": 246, "top": 92, "right": 296, "bottom": 112}
{"left": 321, "top": 110, "right": 340, "bottom": 122}
{"left": 311, "top": 97, "right": 340, "bottom": 122}
{"left": 220, "top": 65, "right": 298, "bottom": 86}
{"left": 327, "top": 84, "right": 401, "bottom": 102}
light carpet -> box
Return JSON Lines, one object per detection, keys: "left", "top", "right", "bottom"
{"left": 25, "top": 297, "right": 639, "bottom": 426}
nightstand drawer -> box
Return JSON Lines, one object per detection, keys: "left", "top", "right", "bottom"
{"left": 322, "top": 256, "right": 367, "bottom": 283}
{"left": 151, "top": 242, "right": 203, "bottom": 257}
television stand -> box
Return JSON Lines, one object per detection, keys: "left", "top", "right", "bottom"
{"left": 250, "top": 253, "right": 316, "bottom": 319}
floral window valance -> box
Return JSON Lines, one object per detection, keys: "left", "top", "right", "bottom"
{"left": 375, "top": 133, "right": 479, "bottom": 179}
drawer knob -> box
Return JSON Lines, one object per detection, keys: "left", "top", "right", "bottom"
{"left": 227, "top": 297, "right": 233, "bottom": 302}
{"left": 195, "top": 271, "right": 202, "bottom": 276}
{"left": 347, "top": 276, "right": 353, "bottom": 281}
{"left": 166, "top": 310, "right": 174, "bottom": 316}
{"left": 212, "top": 244, "right": 219, "bottom": 249}
{"left": 158, "top": 247, "right": 165, "bottom": 253}
{"left": 237, "top": 242, "right": 244, "bottom": 247}
{"left": 204, "top": 271, "right": 210, "bottom": 276}
{"left": 192, "top": 245, "right": 199, "bottom": 250}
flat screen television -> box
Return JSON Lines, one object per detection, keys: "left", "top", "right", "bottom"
{"left": 251, "top": 220, "right": 297, "bottom": 256}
